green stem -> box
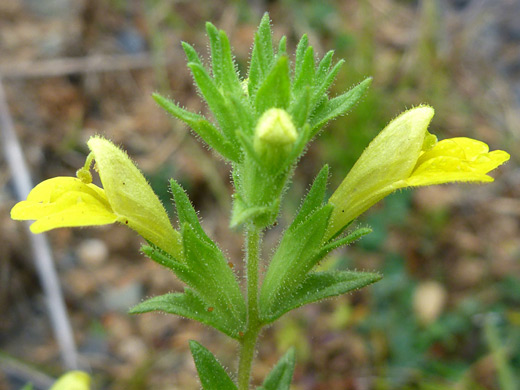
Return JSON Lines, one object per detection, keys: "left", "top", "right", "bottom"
{"left": 238, "top": 226, "right": 262, "bottom": 390}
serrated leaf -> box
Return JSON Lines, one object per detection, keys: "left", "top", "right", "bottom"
{"left": 258, "top": 348, "right": 295, "bottom": 390}
{"left": 320, "top": 227, "right": 372, "bottom": 254}
{"left": 181, "top": 41, "right": 203, "bottom": 66}
{"left": 153, "top": 93, "right": 239, "bottom": 161}
{"left": 189, "top": 341, "right": 238, "bottom": 390}
{"left": 314, "top": 50, "right": 334, "bottom": 85}
{"left": 218, "top": 30, "right": 242, "bottom": 91}
{"left": 310, "top": 59, "right": 344, "bottom": 110}
{"left": 289, "top": 85, "right": 310, "bottom": 129}
{"left": 187, "top": 62, "right": 238, "bottom": 142}
{"left": 310, "top": 77, "right": 372, "bottom": 136}
{"left": 206, "top": 22, "right": 224, "bottom": 85}
{"left": 170, "top": 180, "right": 213, "bottom": 247}
{"left": 182, "top": 224, "right": 246, "bottom": 328}
{"left": 255, "top": 56, "right": 291, "bottom": 114}
{"left": 142, "top": 244, "right": 183, "bottom": 270}
{"left": 293, "top": 34, "right": 309, "bottom": 83}
{"left": 259, "top": 205, "right": 333, "bottom": 319}
{"left": 130, "top": 288, "right": 239, "bottom": 338}
{"left": 292, "top": 165, "right": 329, "bottom": 227}
{"left": 226, "top": 92, "right": 255, "bottom": 136}
{"left": 248, "top": 13, "right": 275, "bottom": 98}
{"left": 292, "top": 46, "right": 314, "bottom": 98}
{"left": 206, "top": 23, "right": 242, "bottom": 94}
{"left": 277, "top": 36, "right": 287, "bottom": 57}
{"left": 264, "top": 271, "right": 382, "bottom": 323}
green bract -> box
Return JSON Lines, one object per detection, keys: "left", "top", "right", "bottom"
{"left": 155, "top": 13, "right": 371, "bottom": 229}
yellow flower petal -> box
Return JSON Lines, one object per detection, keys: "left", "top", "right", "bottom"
{"left": 28, "top": 192, "right": 118, "bottom": 233}
{"left": 406, "top": 138, "right": 510, "bottom": 187}
{"left": 10, "top": 177, "right": 117, "bottom": 233}
{"left": 24, "top": 176, "right": 109, "bottom": 206}
{"left": 50, "top": 371, "right": 91, "bottom": 390}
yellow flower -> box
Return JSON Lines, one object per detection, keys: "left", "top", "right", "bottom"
{"left": 326, "top": 106, "right": 510, "bottom": 239}
{"left": 11, "top": 136, "right": 182, "bottom": 257}
{"left": 49, "top": 371, "right": 90, "bottom": 390}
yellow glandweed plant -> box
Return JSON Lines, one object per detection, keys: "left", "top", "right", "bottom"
{"left": 12, "top": 14, "right": 509, "bottom": 390}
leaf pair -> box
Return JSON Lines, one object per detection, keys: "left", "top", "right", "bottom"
{"left": 259, "top": 165, "right": 381, "bottom": 323}
{"left": 154, "top": 21, "right": 251, "bottom": 162}
{"left": 190, "top": 341, "right": 295, "bottom": 390}
{"left": 131, "top": 180, "right": 246, "bottom": 339}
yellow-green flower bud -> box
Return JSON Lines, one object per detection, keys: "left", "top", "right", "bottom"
{"left": 50, "top": 371, "right": 90, "bottom": 390}
{"left": 253, "top": 108, "right": 297, "bottom": 169}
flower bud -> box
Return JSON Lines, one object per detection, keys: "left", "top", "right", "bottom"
{"left": 253, "top": 108, "right": 297, "bottom": 169}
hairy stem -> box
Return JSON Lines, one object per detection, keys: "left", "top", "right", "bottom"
{"left": 238, "top": 226, "right": 262, "bottom": 390}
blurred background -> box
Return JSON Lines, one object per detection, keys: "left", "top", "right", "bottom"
{"left": 1, "top": 0, "right": 519, "bottom": 389}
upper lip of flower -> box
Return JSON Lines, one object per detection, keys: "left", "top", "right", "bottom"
{"left": 10, "top": 176, "right": 117, "bottom": 233}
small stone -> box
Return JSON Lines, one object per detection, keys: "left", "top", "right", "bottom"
{"left": 77, "top": 239, "right": 109, "bottom": 267}
{"left": 102, "top": 281, "right": 143, "bottom": 313}
{"left": 116, "top": 336, "right": 148, "bottom": 364}
{"left": 413, "top": 281, "right": 447, "bottom": 325}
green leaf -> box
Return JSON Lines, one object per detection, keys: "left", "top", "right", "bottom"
{"left": 226, "top": 91, "right": 255, "bottom": 136}
{"left": 206, "top": 22, "right": 224, "bottom": 86}
{"left": 182, "top": 224, "right": 246, "bottom": 327}
{"left": 170, "top": 180, "right": 214, "bottom": 247}
{"left": 310, "top": 59, "right": 344, "bottom": 110}
{"left": 142, "top": 244, "right": 183, "bottom": 270}
{"left": 310, "top": 77, "right": 372, "bottom": 135}
{"left": 248, "top": 13, "right": 274, "bottom": 98}
{"left": 264, "top": 271, "right": 382, "bottom": 323}
{"left": 258, "top": 348, "right": 296, "bottom": 390}
{"left": 314, "top": 50, "right": 334, "bottom": 86}
{"left": 21, "top": 384, "right": 33, "bottom": 390}
{"left": 289, "top": 85, "right": 311, "bottom": 129}
{"left": 153, "top": 93, "right": 239, "bottom": 161}
{"left": 187, "top": 62, "right": 238, "bottom": 142}
{"left": 293, "top": 34, "right": 309, "bottom": 83}
{"left": 130, "top": 288, "right": 239, "bottom": 338}
{"left": 320, "top": 227, "right": 372, "bottom": 254}
{"left": 230, "top": 194, "right": 271, "bottom": 228}
{"left": 292, "top": 46, "right": 314, "bottom": 98}
{"left": 277, "top": 36, "right": 287, "bottom": 57}
{"left": 190, "top": 341, "right": 238, "bottom": 390}
{"left": 181, "top": 41, "right": 203, "bottom": 66}
{"left": 259, "top": 205, "right": 333, "bottom": 319}
{"left": 255, "top": 56, "right": 291, "bottom": 114}
{"left": 206, "top": 23, "right": 242, "bottom": 94}
{"left": 292, "top": 165, "right": 329, "bottom": 227}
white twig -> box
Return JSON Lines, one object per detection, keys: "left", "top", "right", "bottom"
{"left": 0, "top": 77, "right": 79, "bottom": 369}
{"left": 0, "top": 52, "right": 176, "bottom": 79}
{"left": 0, "top": 353, "right": 55, "bottom": 389}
